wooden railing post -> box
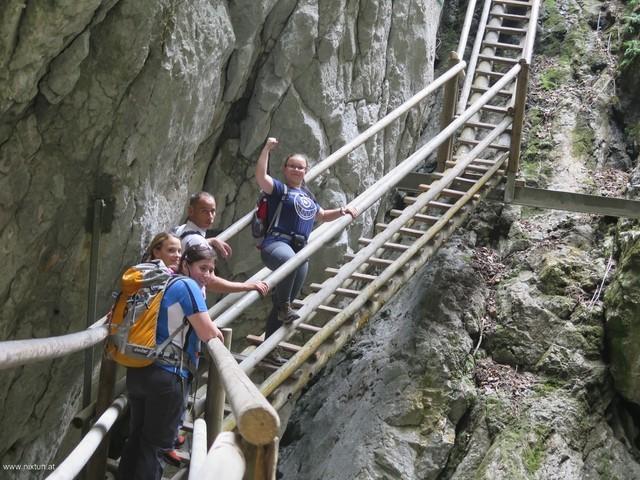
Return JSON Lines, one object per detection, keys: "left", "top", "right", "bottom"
{"left": 189, "top": 419, "right": 208, "bottom": 480}
{"left": 205, "top": 328, "right": 232, "bottom": 447}
{"left": 242, "top": 438, "right": 278, "bottom": 480}
{"left": 195, "top": 432, "right": 246, "bottom": 480}
{"left": 85, "top": 354, "right": 117, "bottom": 480}
{"left": 437, "top": 52, "right": 462, "bottom": 172}
{"left": 505, "top": 58, "right": 529, "bottom": 202}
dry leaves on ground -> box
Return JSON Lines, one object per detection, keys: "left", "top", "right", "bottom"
{"left": 592, "top": 168, "right": 630, "bottom": 197}
{"left": 471, "top": 247, "right": 506, "bottom": 285}
{"left": 474, "top": 357, "right": 535, "bottom": 401}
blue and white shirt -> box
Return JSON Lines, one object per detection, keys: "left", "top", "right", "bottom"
{"left": 156, "top": 277, "right": 208, "bottom": 378}
{"left": 262, "top": 178, "right": 320, "bottom": 249}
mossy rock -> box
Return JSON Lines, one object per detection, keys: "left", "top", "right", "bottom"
{"left": 482, "top": 394, "right": 517, "bottom": 439}
{"left": 576, "top": 324, "right": 604, "bottom": 358}
{"left": 571, "top": 117, "right": 596, "bottom": 160}
{"left": 537, "top": 248, "right": 601, "bottom": 295}
{"left": 570, "top": 302, "right": 604, "bottom": 326}
{"left": 539, "top": 294, "right": 576, "bottom": 319}
{"left": 605, "top": 230, "right": 640, "bottom": 405}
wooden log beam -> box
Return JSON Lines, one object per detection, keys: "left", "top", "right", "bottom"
{"left": 206, "top": 339, "right": 280, "bottom": 446}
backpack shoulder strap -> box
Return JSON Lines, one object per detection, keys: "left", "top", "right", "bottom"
{"left": 180, "top": 230, "right": 204, "bottom": 240}
{"left": 267, "top": 185, "right": 288, "bottom": 234}
{"left": 154, "top": 276, "right": 194, "bottom": 353}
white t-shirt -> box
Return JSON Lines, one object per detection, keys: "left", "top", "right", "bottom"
{"left": 173, "top": 220, "right": 209, "bottom": 251}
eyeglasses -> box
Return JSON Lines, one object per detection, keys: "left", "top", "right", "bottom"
{"left": 286, "top": 165, "right": 307, "bottom": 171}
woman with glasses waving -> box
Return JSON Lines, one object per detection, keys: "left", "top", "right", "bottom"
{"left": 255, "top": 137, "right": 358, "bottom": 348}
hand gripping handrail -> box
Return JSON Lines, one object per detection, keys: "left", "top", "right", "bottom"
{"left": 209, "top": 63, "right": 521, "bottom": 361}
{"left": 0, "top": 317, "right": 108, "bottom": 370}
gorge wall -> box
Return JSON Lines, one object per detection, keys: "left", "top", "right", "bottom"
{"left": 0, "top": 0, "right": 445, "bottom": 469}
{"left": 277, "top": 0, "right": 640, "bottom": 478}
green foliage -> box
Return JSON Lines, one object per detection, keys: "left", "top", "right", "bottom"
{"left": 540, "top": 66, "right": 569, "bottom": 90}
{"left": 621, "top": 39, "right": 640, "bottom": 69}
{"left": 571, "top": 119, "right": 595, "bottom": 159}
{"left": 618, "top": 1, "right": 640, "bottom": 72}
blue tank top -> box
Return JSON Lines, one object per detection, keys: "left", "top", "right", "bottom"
{"left": 262, "top": 178, "right": 320, "bottom": 248}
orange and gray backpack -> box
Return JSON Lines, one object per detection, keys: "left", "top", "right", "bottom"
{"left": 106, "top": 260, "right": 188, "bottom": 368}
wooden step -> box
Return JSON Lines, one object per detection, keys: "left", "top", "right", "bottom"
{"left": 475, "top": 69, "right": 506, "bottom": 78}
{"left": 457, "top": 138, "right": 511, "bottom": 151}
{"left": 485, "top": 25, "right": 528, "bottom": 34}
{"left": 375, "top": 223, "right": 428, "bottom": 238}
{"left": 491, "top": 0, "right": 532, "bottom": 8}
{"left": 463, "top": 120, "right": 512, "bottom": 132}
{"left": 482, "top": 40, "right": 524, "bottom": 50}
{"left": 389, "top": 209, "right": 440, "bottom": 223}
{"left": 246, "top": 335, "right": 306, "bottom": 355}
{"left": 451, "top": 156, "right": 501, "bottom": 166}
{"left": 488, "top": 12, "right": 530, "bottom": 22}
{"left": 418, "top": 185, "right": 479, "bottom": 199}
{"left": 310, "top": 284, "right": 361, "bottom": 297}
{"left": 403, "top": 197, "right": 454, "bottom": 209}
{"left": 358, "top": 238, "right": 410, "bottom": 252}
{"left": 292, "top": 299, "right": 342, "bottom": 315}
{"left": 470, "top": 85, "right": 513, "bottom": 97}
{"left": 428, "top": 172, "right": 479, "bottom": 186}
{"left": 298, "top": 322, "right": 322, "bottom": 333}
{"left": 325, "top": 267, "right": 377, "bottom": 281}
{"left": 445, "top": 161, "right": 495, "bottom": 173}
{"left": 345, "top": 253, "right": 394, "bottom": 266}
{"left": 481, "top": 104, "right": 510, "bottom": 114}
{"left": 478, "top": 53, "right": 519, "bottom": 64}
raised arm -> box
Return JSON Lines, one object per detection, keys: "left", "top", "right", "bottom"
{"left": 255, "top": 137, "right": 278, "bottom": 194}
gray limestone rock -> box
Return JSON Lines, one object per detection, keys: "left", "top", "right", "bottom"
{"left": 0, "top": 0, "right": 443, "bottom": 469}
{"left": 278, "top": 242, "right": 483, "bottom": 480}
{"left": 605, "top": 227, "right": 640, "bottom": 406}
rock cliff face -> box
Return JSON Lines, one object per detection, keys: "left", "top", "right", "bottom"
{"left": 0, "top": 0, "right": 443, "bottom": 469}
{"left": 278, "top": 0, "right": 640, "bottom": 478}
{"left": 279, "top": 229, "right": 640, "bottom": 479}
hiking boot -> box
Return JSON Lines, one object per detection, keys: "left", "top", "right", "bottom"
{"left": 268, "top": 346, "right": 288, "bottom": 366}
{"left": 277, "top": 303, "right": 299, "bottom": 325}
{"left": 161, "top": 449, "right": 188, "bottom": 467}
